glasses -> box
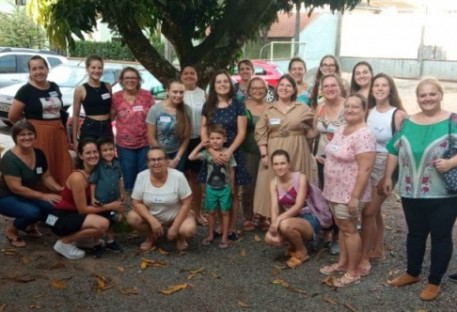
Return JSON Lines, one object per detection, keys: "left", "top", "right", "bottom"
{"left": 250, "top": 87, "right": 266, "bottom": 92}
{"left": 321, "top": 63, "right": 336, "bottom": 68}
{"left": 123, "top": 76, "right": 139, "bottom": 80}
{"left": 148, "top": 157, "right": 166, "bottom": 163}
{"left": 322, "top": 84, "right": 339, "bottom": 89}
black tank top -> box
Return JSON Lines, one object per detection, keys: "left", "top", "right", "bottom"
{"left": 81, "top": 82, "right": 111, "bottom": 115}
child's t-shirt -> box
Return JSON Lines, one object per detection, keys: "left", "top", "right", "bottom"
{"left": 198, "top": 149, "right": 236, "bottom": 189}
{"left": 89, "top": 158, "right": 122, "bottom": 203}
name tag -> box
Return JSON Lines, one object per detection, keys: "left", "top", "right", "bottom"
{"left": 328, "top": 144, "right": 339, "bottom": 153}
{"left": 270, "top": 118, "right": 281, "bottom": 125}
{"left": 101, "top": 93, "right": 111, "bottom": 100}
{"left": 327, "top": 124, "right": 337, "bottom": 133}
{"left": 49, "top": 91, "right": 59, "bottom": 97}
{"left": 133, "top": 105, "right": 144, "bottom": 112}
{"left": 36, "top": 167, "right": 43, "bottom": 174}
{"left": 152, "top": 196, "right": 165, "bottom": 203}
{"left": 45, "top": 214, "right": 58, "bottom": 226}
{"left": 159, "top": 116, "right": 171, "bottom": 123}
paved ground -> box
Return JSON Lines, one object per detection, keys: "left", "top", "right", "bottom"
{"left": 0, "top": 78, "right": 457, "bottom": 311}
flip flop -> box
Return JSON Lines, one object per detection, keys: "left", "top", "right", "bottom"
{"left": 201, "top": 238, "right": 213, "bottom": 246}
{"left": 6, "top": 235, "right": 26, "bottom": 248}
{"left": 140, "top": 240, "right": 155, "bottom": 252}
{"left": 218, "top": 240, "right": 230, "bottom": 249}
{"left": 176, "top": 240, "right": 188, "bottom": 251}
{"left": 286, "top": 254, "right": 310, "bottom": 269}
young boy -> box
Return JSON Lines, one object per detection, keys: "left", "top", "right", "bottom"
{"left": 90, "top": 137, "right": 125, "bottom": 257}
{"left": 188, "top": 124, "right": 236, "bottom": 249}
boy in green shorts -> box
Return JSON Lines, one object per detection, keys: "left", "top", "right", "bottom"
{"left": 188, "top": 124, "right": 236, "bottom": 249}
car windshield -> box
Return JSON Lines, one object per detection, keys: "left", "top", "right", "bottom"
{"left": 140, "top": 70, "right": 162, "bottom": 90}
{"left": 48, "top": 65, "right": 86, "bottom": 88}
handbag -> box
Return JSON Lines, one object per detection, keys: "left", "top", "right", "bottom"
{"left": 442, "top": 113, "right": 457, "bottom": 193}
{"left": 306, "top": 183, "right": 333, "bottom": 229}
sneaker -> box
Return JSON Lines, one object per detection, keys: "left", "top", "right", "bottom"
{"left": 54, "top": 240, "right": 85, "bottom": 260}
{"left": 329, "top": 242, "right": 340, "bottom": 255}
{"left": 93, "top": 243, "right": 104, "bottom": 258}
{"left": 449, "top": 272, "right": 457, "bottom": 283}
{"left": 105, "top": 241, "right": 123, "bottom": 253}
{"left": 228, "top": 231, "right": 238, "bottom": 241}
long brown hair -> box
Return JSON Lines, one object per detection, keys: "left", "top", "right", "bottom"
{"left": 167, "top": 79, "right": 191, "bottom": 141}
{"left": 205, "top": 70, "right": 235, "bottom": 120}
{"left": 310, "top": 55, "right": 344, "bottom": 109}
{"left": 367, "top": 73, "right": 405, "bottom": 111}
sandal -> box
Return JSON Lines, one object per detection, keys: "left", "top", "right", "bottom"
{"left": 140, "top": 240, "right": 155, "bottom": 252}
{"left": 6, "top": 234, "right": 26, "bottom": 248}
{"left": 176, "top": 239, "right": 188, "bottom": 251}
{"left": 320, "top": 263, "right": 347, "bottom": 275}
{"left": 333, "top": 273, "right": 361, "bottom": 288}
{"left": 201, "top": 238, "right": 213, "bottom": 246}
{"left": 358, "top": 264, "right": 371, "bottom": 277}
{"left": 218, "top": 240, "right": 230, "bottom": 249}
{"left": 286, "top": 253, "right": 309, "bottom": 269}
{"left": 243, "top": 219, "right": 255, "bottom": 232}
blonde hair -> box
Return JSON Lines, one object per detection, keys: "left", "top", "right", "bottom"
{"left": 416, "top": 77, "right": 444, "bottom": 96}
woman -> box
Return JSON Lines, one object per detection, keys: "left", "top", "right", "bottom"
{"left": 265, "top": 149, "right": 320, "bottom": 268}
{"left": 147, "top": 79, "right": 191, "bottom": 172}
{"left": 319, "top": 94, "right": 376, "bottom": 288}
{"left": 200, "top": 69, "right": 251, "bottom": 240}
{"left": 111, "top": 66, "right": 155, "bottom": 192}
{"left": 254, "top": 74, "right": 314, "bottom": 220}
{"left": 8, "top": 55, "right": 73, "bottom": 186}
{"left": 312, "top": 74, "right": 346, "bottom": 255}
{"left": 0, "top": 121, "right": 62, "bottom": 247}
{"left": 72, "top": 55, "right": 113, "bottom": 148}
{"left": 350, "top": 61, "right": 374, "bottom": 98}
{"left": 234, "top": 59, "right": 254, "bottom": 104}
{"left": 241, "top": 77, "right": 269, "bottom": 231}
{"left": 359, "top": 73, "right": 407, "bottom": 275}
{"left": 383, "top": 78, "right": 457, "bottom": 301}
{"left": 288, "top": 57, "right": 311, "bottom": 106}
{"left": 181, "top": 65, "right": 207, "bottom": 226}
{"left": 50, "top": 138, "right": 122, "bottom": 259}
{"left": 310, "top": 55, "right": 349, "bottom": 109}
{"left": 127, "top": 147, "right": 196, "bottom": 251}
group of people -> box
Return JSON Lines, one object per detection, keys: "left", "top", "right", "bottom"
{"left": 0, "top": 54, "right": 456, "bottom": 302}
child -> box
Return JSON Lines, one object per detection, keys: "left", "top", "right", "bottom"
{"left": 89, "top": 137, "right": 125, "bottom": 257}
{"left": 188, "top": 124, "right": 236, "bottom": 249}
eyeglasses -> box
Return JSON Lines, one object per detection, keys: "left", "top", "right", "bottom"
{"left": 321, "top": 63, "right": 336, "bottom": 68}
{"left": 123, "top": 76, "right": 139, "bottom": 80}
{"left": 148, "top": 157, "right": 166, "bottom": 163}
{"left": 250, "top": 87, "right": 266, "bottom": 92}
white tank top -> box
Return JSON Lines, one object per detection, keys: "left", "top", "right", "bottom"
{"left": 184, "top": 87, "right": 206, "bottom": 139}
{"left": 367, "top": 106, "right": 396, "bottom": 153}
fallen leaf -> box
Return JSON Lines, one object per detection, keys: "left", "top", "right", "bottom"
{"left": 272, "top": 279, "right": 290, "bottom": 287}
{"left": 321, "top": 276, "right": 336, "bottom": 289}
{"left": 187, "top": 267, "right": 205, "bottom": 280}
{"left": 29, "top": 304, "right": 42, "bottom": 309}
{"left": 274, "top": 264, "right": 286, "bottom": 270}
{"left": 211, "top": 272, "right": 221, "bottom": 279}
{"left": 288, "top": 287, "right": 307, "bottom": 295}
{"left": 272, "top": 267, "right": 281, "bottom": 276}
{"left": 416, "top": 309, "right": 428, "bottom": 312}
{"left": 315, "top": 248, "right": 327, "bottom": 261}
{"left": 0, "top": 304, "right": 5, "bottom": 312}
{"left": 140, "top": 258, "right": 168, "bottom": 270}
{"left": 116, "top": 266, "right": 125, "bottom": 273}
{"left": 159, "top": 283, "right": 188, "bottom": 295}
{"left": 158, "top": 248, "right": 169, "bottom": 255}
{"left": 240, "top": 249, "right": 246, "bottom": 257}
{"left": 22, "top": 256, "right": 32, "bottom": 264}
{"left": 50, "top": 262, "right": 66, "bottom": 270}
{"left": 119, "top": 286, "right": 139, "bottom": 295}
{"left": 34, "top": 294, "right": 44, "bottom": 298}
{"left": 0, "top": 276, "right": 36, "bottom": 283}
{"left": 344, "top": 301, "right": 357, "bottom": 312}
{"left": 254, "top": 235, "right": 261, "bottom": 242}
{"left": 237, "top": 300, "right": 250, "bottom": 308}
{"left": 323, "top": 295, "right": 338, "bottom": 305}
{"left": 93, "top": 274, "right": 113, "bottom": 292}
{"left": 1, "top": 248, "right": 18, "bottom": 256}
{"left": 51, "top": 279, "right": 67, "bottom": 289}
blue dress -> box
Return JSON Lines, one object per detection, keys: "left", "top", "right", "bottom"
{"left": 198, "top": 98, "right": 251, "bottom": 185}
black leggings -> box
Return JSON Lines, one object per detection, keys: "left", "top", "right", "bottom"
{"left": 402, "top": 197, "right": 457, "bottom": 285}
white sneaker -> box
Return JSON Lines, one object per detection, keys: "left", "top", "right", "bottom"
{"left": 54, "top": 240, "right": 85, "bottom": 260}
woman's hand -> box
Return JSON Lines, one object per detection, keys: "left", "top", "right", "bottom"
{"left": 434, "top": 158, "right": 453, "bottom": 173}
{"left": 150, "top": 219, "right": 164, "bottom": 237}
{"left": 103, "top": 200, "right": 124, "bottom": 212}
{"left": 269, "top": 219, "right": 280, "bottom": 236}
{"left": 208, "top": 148, "right": 227, "bottom": 165}
{"left": 167, "top": 225, "right": 178, "bottom": 241}
{"left": 316, "top": 155, "right": 326, "bottom": 165}
{"left": 261, "top": 157, "right": 269, "bottom": 168}
{"left": 347, "top": 197, "right": 359, "bottom": 217}
{"left": 382, "top": 176, "right": 393, "bottom": 196}
{"left": 42, "top": 193, "right": 62, "bottom": 205}
{"left": 221, "top": 150, "right": 233, "bottom": 164}
{"left": 168, "top": 158, "right": 179, "bottom": 169}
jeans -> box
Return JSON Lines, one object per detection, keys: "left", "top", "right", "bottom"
{"left": 80, "top": 117, "right": 113, "bottom": 141}
{"left": 0, "top": 196, "right": 54, "bottom": 231}
{"left": 402, "top": 197, "right": 457, "bottom": 285}
{"left": 116, "top": 145, "right": 149, "bottom": 191}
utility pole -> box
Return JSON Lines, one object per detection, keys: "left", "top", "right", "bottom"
{"left": 294, "top": 2, "right": 301, "bottom": 56}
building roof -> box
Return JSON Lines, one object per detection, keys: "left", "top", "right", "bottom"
{"left": 267, "top": 12, "right": 318, "bottom": 39}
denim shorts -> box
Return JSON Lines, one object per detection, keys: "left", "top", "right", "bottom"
{"left": 80, "top": 117, "right": 113, "bottom": 141}
{"left": 299, "top": 212, "right": 321, "bottom": 238}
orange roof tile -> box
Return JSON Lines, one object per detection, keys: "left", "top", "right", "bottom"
{"left": 267, "top": 12, "right": 318, "bottom": 39}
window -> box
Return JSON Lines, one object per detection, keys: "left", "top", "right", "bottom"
{"left": 0, "top": 55, "right": 16, "bottom": 73}
{"left": 47, "top": 57, "right": 63, "bottom": 68}
{"left": 17, "top": 55, "right": 31, "bottom": 73}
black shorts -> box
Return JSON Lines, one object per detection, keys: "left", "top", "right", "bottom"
{"left": 50, "top": 210, "right": 87, "bottom": 237}
{"left": 185, "top": 138, "right": 202, "bottom": 172}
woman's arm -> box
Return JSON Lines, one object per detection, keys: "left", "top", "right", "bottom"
{"left": 200, "top": 115, "right": 209, "bottom": 144}
{"left": 8, "top": 100, "right": 25, "bottom": 123}
{"left": 147, "top": 123, "right": 160, "bottom": 148}
{"left": 168, "top": 194, "right": 192, "bottom": 240}
{"left": 381, "top": 153, "right": 398, "bottom": 195}
{"left": 72, "top": 86, "right": 84, "bottom": 148}
{"left": 226, "top": 115, "right": 247, "bottom": 156}
{"left": 41, "top": 171, "right": 63, "bottom": 193}
{"left": 170, "top": 136, "right": 190, "bottom": 169}
{"left": 268, "top": 179, "right": 280, "bottom": 235}
{"left": 348, "top": 151, "right": 376, "bottom": 214}
{"left": 4, "top": 175, "right": 60, "bottom": 204}
{"left": 132, "top": 199, "right": 163, "bottom": 235}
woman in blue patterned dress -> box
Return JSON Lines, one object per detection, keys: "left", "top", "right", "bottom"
{"left": 200, "top": 70, "right": 251, "bottom": 240}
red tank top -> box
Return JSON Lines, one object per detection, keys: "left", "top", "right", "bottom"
{"left": 54, "top": 171, "right": 91, "bottom": 211}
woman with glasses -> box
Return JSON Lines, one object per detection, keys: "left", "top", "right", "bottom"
{"left": 127, "top": 147, "right": 196, "bottom": 252}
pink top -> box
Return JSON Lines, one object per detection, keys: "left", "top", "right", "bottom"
{"left": 323, "top": 125, "right": 376, "bottom": 204}
{"left": 276, "top": 172, "right": 310, "bottom": 215}
{"left": 112, "top": 89, "right": 154, "bottom": 148}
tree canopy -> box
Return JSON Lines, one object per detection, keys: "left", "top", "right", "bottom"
{"left": 28, "top": 0, "right": 361, "bottom": 86}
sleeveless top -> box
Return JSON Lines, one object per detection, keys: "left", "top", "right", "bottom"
{"left": 54, "top": 171, "right": 91, "bottom": 211}
{"left": 315, "top": 104, "right": 345, "bottom": 156}
{"left": 367, "top": 106, "right": 396, "bottom": 153}
{"left": 275, "top": 172, "right": 310, "bottom": 215}
{"left": 82, "top": 82, "right": 111, "bottom": 115}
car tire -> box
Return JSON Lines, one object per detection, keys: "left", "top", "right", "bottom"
{"left": 265, "top": 86, "right": 275, "bottom": 103}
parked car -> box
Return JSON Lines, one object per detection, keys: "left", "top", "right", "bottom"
{"left": 231, "top": 59, "right": 283, "bottom": 102}
{"left": 0, "top": 47, "right": 67, "bottom": 88}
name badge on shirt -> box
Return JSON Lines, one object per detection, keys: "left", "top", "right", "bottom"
{"left": 270, "top": 118, "right": 281, "bottom": 125}
{"left": 160, "top": 116, "right": 171, "bottom": 123}
{"left": 36, "top": 167, "right": 43, "bottom": 174}
{"left": 101, "top": 93, "right": 111, "bottom": 100}
{"left": 45, "top": 214, "right": 58, "bottom": 226}
{"left": 152, "top": 196, "right": 165, "bottom": 203}
{"left": 133, "top": 105, "right": 144, "bottom": 112}
{"left": 328, "top": 144, "right": 340, "bottom": 153}
{"left": 49, "top": 91, "right": 58, "bottom": 97}
{"left": 327, "top": 124, "right": 337, "bottom": 133}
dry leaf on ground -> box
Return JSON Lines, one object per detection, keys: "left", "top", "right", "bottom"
{"left": 119, "top": 286, "right": 139, "bottom": 295}
{"left": 51, "top": 279, "right": 68, "bottom": 289}
{"left": 116, "top": 266, "right": 125, "bottom": 273}
{"left": 140, "top": 258, "right": 168, "bottom": 270}
{"left": 0, "top": 304, "right": 5, "bottom": 312}
{"left": 240, "top": 249, "right": 246, "bottom": 257}
{"left": 211, "top": 272, "right": 221, "bottom": 279}
{"left": 21, "top": 256, "right": 32, "bottom": 264}
{"left": 159, "top": 283, "right": 188, "bottom": 295}
{"left": 93, "top": 274, "right": 113, "bottom": 292}
{"left": 321, "top": 276, "right": 336, "bottom": 289}
{"left": 344, "top": 301, "right": 357, "bottom": 312}
{"left": 187, "top": 267, "right": 205, "bottom": 280}
{"left": 237, "top": 300, "right": 250, "bottom": 308}
{"left": 158, "top": 248, "right": 169, "bottom": 255}
{"left": 29, "top": 304, "right": 42, "bottom": 309}
{"left": 1, "top": 248, "right": 18, "bottom": 256}
{"left": 0, "top": 276, "right": 36, "bottom": 283}
{"left": 254, "top": 234, "right": 261, "bottom": 242}
{"left": 323, "top": 295, "right": 338, "bottom": 305}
